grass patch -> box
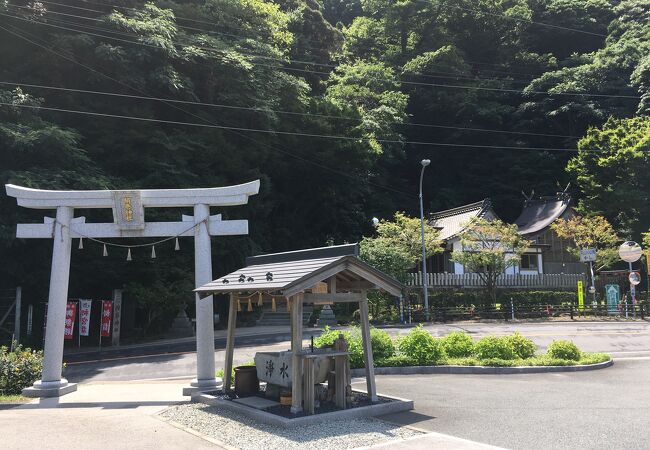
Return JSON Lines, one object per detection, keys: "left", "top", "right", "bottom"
{"left": 0, "top": 394, "right": 29, "bottom": 403}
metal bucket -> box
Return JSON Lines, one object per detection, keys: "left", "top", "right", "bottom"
{"left": 234, "top": 365, "right": 259, "bottom": 397}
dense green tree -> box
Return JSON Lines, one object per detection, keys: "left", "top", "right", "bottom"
{"left": 1, "top": 0, "right": 650, "bottom": 334}
{"left": 567, "top": 116, "right": 650, "bottom": 238}
{"left": 551, "top": 215, "right": 620, "bottom": 270}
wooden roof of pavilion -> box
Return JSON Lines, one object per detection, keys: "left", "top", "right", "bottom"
{"left": 195, "top": 244, "right": 404, "bottom": 298}
{"left": 428, "top": 199, "right": 496, "bottom": 241}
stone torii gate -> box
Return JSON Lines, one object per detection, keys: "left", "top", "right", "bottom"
{"left": 5, "top": 181, "right": 260, "bottom": 397}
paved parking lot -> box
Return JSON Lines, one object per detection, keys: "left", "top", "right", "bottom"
{"left": 368, "top": 357, "right": 650, "bottom": 450}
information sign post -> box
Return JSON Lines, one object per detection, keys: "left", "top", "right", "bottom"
{"left": 619, "top": 241, "right": 643, "bottom": 319}
{"left": 580, "top": 248, "right": 597, "bottom": 304}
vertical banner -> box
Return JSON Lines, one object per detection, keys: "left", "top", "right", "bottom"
{"left": 577, "top": 280, "right": 584, "bottom": 310}
{"left": 111, "top": 290, "right": 123, "bottom": 347}
{"left": 42, "top": 302, "right": 48, "bottom": 343}
{"left": 79, "top": 299, "right": 92, "bottom": 336}
{"left": 100, "top": 300, "right": 113, "bottom": 337}
{"left": 27, "top": 304, "right": 33, "bottom": 336}
{"left": 64, "top": 301, "right": 77, "bottom": 340}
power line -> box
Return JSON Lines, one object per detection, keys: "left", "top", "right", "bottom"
{"left": 34, "top": 0, "right": 343, "bottom": 59}
{"left": 434, "top": 1, "right": 608, "bottom": 38}
{"left": 3, "top": 8, "right": 522, "bottom": 85}
{"left": 20, "top": 9, "right": 533, "bottom": 85}
{"left": 2, "top": 12, "right": 639, "bottom": 100}
{"left": 0, "top": 23, "right": 418, "bottom": 199}
{"left": 0, "top": 101, "right": 584, "bottom": 152}
{"left": 34, "top": 0, "right": 608, "bottom": 80}
{"left": 35, "top": 0, "right": 548, "bottom": 80}
{"left": 0, "top": 81, "right": 579, "bottom": 139}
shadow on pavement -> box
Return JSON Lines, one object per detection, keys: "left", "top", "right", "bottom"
{"left": 17, "top": 399, "right": 190, "bottom": 410}
{"left": 63, "top": 353, "right": 189, "bottom": 383}
{"left": 379, "top": 410, "right": 436, "bottom": 427}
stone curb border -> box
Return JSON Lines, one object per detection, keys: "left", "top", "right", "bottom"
{"left": 193, "top": 390, "right": 414, "bottom": 427}
{"left": 351, "top": 358, "right": 613, "bottom": 376}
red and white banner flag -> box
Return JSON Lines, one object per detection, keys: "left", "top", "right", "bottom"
{"left": 100, "top": 300, "right": 113, "bottom": 337}
{"left": 64, "top": 301, "right": 77, "bottom": 340}
{"left": 79, "top": 299, "right": 92, "bottom": 336}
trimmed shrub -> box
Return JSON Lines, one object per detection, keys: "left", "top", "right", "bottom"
{"left": 316, "top": 326, "right": 393, "bottom": 368}
{"left": 547, "top": 340, "right": 581, "bottom": 361}
{"left": 0, "top": 344, "right": 43, "bottom": 395}
{"left": 314, "top": 326, "right": 350, "bottom": 348}
{"left": 398, "top": 325, "right": 446, "bottom": 365}
{"left": 505, "top": 333, "right": 537, "bottom": 359}
{"left": 441, "top": 331, "right": 475, "bottom": 357}
{"left": 473, "top": 336, "right": 516, "bottom": 360}
{"left": 370, "top": 328, "right": 395, "bottom": 360}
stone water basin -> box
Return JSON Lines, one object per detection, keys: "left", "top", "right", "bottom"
{"left": 254, "top": 350, "right": 334, "bottom": 388}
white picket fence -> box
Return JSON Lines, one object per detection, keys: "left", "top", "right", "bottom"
{"left": 407, "top": 272, "right": 586, "bottom": 289}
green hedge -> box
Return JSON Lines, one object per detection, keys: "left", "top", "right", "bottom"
{"left": 315, "top": 327, "right": 609, "bottom": 369}
{"left": 0, "top": 344, "right": 43, "bottom": 395}
{"left": 426, "top": 290, "right": 578, "bottom": 308}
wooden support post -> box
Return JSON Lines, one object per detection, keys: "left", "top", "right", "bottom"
{"left": 290, "top": 294, "right": 303, "bottom": 414}
{"left": 327, "top": 276, "right": 337, "bottom": 294}
{"left": 334, "top": 354, "right": 347, "bottom": 409}
{"left": 333, "top": 332, "right": 349, "bottom": 409}
{"left": 359, "top": 292, "right": 377, "bottom": 402}
{"left": 303, "top": 358, "right": 315, "bottom": 415}
{"left": 223, "top": 293, "right": 237, "bottom": 391}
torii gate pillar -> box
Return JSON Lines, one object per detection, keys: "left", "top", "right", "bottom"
{"left": 37, "top": 206, "right": 75, "bottom": 396}
{"left": 192, "top": 203, "right": 218, "bottom": 390}
{"left": 6, "top": 181, "right": 260, "bottom": 398}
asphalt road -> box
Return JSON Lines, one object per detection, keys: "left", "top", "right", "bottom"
{"left": 60, "top": 321, "right": 650, "bottom": 449}
{"left": 368, "top": 358, "right": 649, "bottom": 450}
{"left": 65, "top": 321, "right": 650, "bottom": 382}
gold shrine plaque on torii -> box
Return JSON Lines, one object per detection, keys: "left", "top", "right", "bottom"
{"left": 112, "top": 191, "right": 145, "bottom": 230}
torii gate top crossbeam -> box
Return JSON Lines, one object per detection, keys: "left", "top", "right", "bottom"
{"left": 5, "top": 180, "right": 260, "bottom": 209}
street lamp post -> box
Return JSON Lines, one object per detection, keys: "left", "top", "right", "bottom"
{"left": 419, "top": 159, "right": 431, "bottom": 321}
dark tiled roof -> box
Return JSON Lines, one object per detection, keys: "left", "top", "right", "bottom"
{"left": 515, "top": 194, "right": 571, "bottom": 235}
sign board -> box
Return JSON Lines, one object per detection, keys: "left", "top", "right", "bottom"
{"left": 629, "top": 271, "right": 641, "bottom": 286}
{"left": 577, "top": 280, "right": 584, "bottom": 310}
{"left": 619, "top": 241, "right": 642, "bottom": 263}
{"left": 580, "top": 248, "right": 597, "bottom": 262}
{"left": 111, "top": 290, "right": 122, "bottom": 346}
{"left": 605, "top": 284, "right": 620, "bottom": 313}
{"left": 79, "top": 299, "right": 92, "bottom": 336}
{"left": 112, "top": 191, "right": 145, "bottom": 230}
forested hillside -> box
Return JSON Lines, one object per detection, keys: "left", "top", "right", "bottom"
{"left": 0, "top": 1, "right": 648, "bottom": 325}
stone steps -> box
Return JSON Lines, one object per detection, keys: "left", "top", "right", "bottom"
{"left": 257, "top": 306, "right": 312, "bottom": 326}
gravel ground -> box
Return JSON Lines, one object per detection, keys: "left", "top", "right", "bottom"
{"left": 160, "top": 403, "right": 422, "bottom": 449}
